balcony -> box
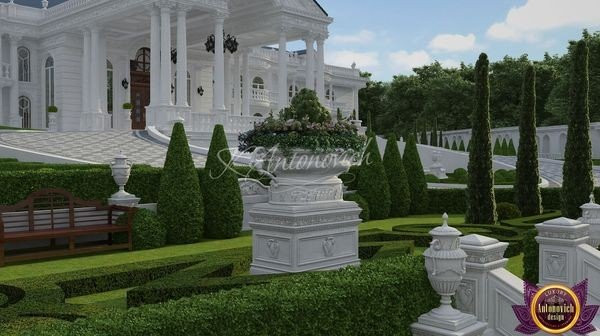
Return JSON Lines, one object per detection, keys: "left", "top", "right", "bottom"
{"left": 251, "top": 88, "right": 274, "bottom": 107}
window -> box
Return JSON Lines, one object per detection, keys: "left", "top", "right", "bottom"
{"left": 107, "top": 60, "right": 114, "bottom": 128}
{"left": 18, "top": 47, "right": 30, "bottom": 82}
{"left": 45, "top": 57, "right": 55, "bottom": 128}
{"left": 326, "top": 88, "right": 335, "bottom": 102}
{"left": 252, "top": 77, "right": 264, "bottom": 90}
{"left": 19, "top": 96, "right": 31, "bottom": 129}
{"left": 289, "top": 85, "right": 299, "bottom": 98}
{"left": 134, "top": 47, "right": 151, "bottom": 72}
{"left": 174, "top": 71, "right": 191, "bottom": 106}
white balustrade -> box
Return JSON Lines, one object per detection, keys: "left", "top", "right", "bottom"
{"left": 251, "top": 88, "right": 271, "bottom": 103}
{"left": 191, "top": 113, "right": 264, "bottom": 134}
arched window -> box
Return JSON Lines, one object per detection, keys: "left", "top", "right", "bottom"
{"left": 289, "top": 85, "right": 299, "bottom": 98}
{"left": 107, "top": 60, "right": 114, "bottom": 128}
{"left": 134, "top": 47, "right": 151, "bottom": 72}
{"left": 252, "top": 77, "right": 264, "bottom": 90}
{"left": 18, "top": 47, "right": 30, "bottom": 82}
{"left": 174, "top": 71, "right": 191, "bottom": 106}
{"left": 326, "top": 88, "right": 335, "bottom": 101}
{"left": 45, "top": 56, "right": 55, "bottom": 128}
{"left": 19, "top": 96, "right": 31, "bottom": 129}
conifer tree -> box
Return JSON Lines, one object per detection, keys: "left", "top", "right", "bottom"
{"left": 493, "top": 138, "right": 502, "bottom": 155}
{"left": 383, "top": 133, "right": 411, "bottom": 217}
{"left": 562, "top": 40, "right": 594, "bottom": 218}
{"left": 507, "top": 139, "right": 517, "bottom": 156}
{"left": 420, "top": 123, "right": 428, "bottom": 145}
{"left": 451, "top": 140, "right": 458, "bottom": 151}
{"left": 430, "top": 119, "right": 438, "bottom": 147}
{"left": 515, "top": 64, "right": 542, "bottom": 216}
{"left": 158, "top": 123, "right": 204, "bottom": 244}
{"left": 501, "top": 139, "right": 509, "bottom": 156}
{"left": 444, "top": 138, "right": 450, "bottom": 149}
{"left": 403, "top": 134, "right": 429, "bottom": 214}
{"left": 459, "top": 140, "right": 466, "bottom": 152}
{"left": 438, "top": 130, "right": 443, "bottom": 148}
{"left": 357, "top": 135, "right": 391, "bottom": 219}
{"left": 466, "top": 53, "right": 497, "bottom": 224}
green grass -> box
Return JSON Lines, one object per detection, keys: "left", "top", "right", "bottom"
{"left": 507, "top": 253, "right": 524, "bottom": 278}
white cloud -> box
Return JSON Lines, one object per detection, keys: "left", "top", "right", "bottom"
{"left": 330, "top": 30, "right": 376, "bottom": 45}
{"left": 439, "top": 59, "right": 461, "bottom": 69}
{"left": 428, "top": 33, "right": 477, "bottom": 52}
{"left": 325, "top": 50, "right": 379, "bottom": 69}
{"left": 388, "top": 50, "right": 431, "bottom": 73}
{"left": 487, "top": 0, "right": 600, "bottom": 41}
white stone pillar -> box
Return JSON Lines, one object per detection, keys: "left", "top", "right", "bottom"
{"left": 90, "top": 27, "right": 102, "bottom": 114}
{"left": 316, "top": 38, "right": 325, "bottom": 102}
{"left": 81, "top": 30, "right": 90, "bottom": 115}
{"left": 213, "top": 14, "right": 226, "bottom": 112}
{"left": 304, "top": 35, "right": 315, "bottom": 91}
{"left": 352, "top": 86, "right": 358, "bottom": 116}
{"left": 233, "top": 53, "right": 241, "bottom": 115}
{"left": 329, "top": 82, "right": 333, "bottom": 109}
{"left": 99, "top": 33, "right": 108, "bottom": 118}
{"left": 149, "top": 6, "right": 160, "bottom": 107}
{"left": 159, "top": 5, "right": 172, "bottom": 106}
{"left": 176, "top": 8, "right": 188, "bottom": 107}
{"left": 277, "top": 30, "right": 288, "bottom": 111}
{"left": 242, "top": 50, "right": 250, "bottom": 116}
{"left": 224, "top": 53, "right": 231, "bottom": 112}
{"left": 8, "top": 35, "right": 20, "bottom": 128}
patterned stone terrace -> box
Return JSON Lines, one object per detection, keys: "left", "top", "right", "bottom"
{"left": 0, "top": 131, "right": 207, "bottom": 167}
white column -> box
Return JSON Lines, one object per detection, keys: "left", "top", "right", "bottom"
{"left": 233, "top": 53, "right": 241, "bottom": 115}
{"left": 316, "top": 38, "right": 325, "bottom": 102}
{"left": 176, "top": 8, "right": 188, "bottom": 107}
{"left": 213, "top": 14, "right": 226, "bottom": 112}
{"left": 353, "top": 86, "right": 359, "bottom": 117}
{"left": 8, "top": 35, "right": 20, "bottom": 127}
{"left": 242, "top": 50, "right": 250, "bottom": 116}
{"left": 81, "top": 30, "right": 90, "bottom": 114}
{"left": 149, "top": 6, "right": 160, "bottom": 107}
{"left": 99, "top": 33, "right": 108, "bottom": 116}
{"left": 277, "top": 30, "right": 288, "bottom": 111}
{"left": 0, "top": 33, "right": 3, "bottom": 125}
{"left": 224, "top": 53, "right": 231, "bottom": 111}
{"left": 304, "top": 35, "right": 315, "bottom": 91}
{"left": 90, "top": 27, "right": 102, "bottom": 114}
{"left": 160, "top": 5, "right": 172, "bottom": 106}
{"left": 329, "top": 82, "right": 333, "bottom": 108}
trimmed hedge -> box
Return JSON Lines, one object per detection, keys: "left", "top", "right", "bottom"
{"left": 25, "top": 255, "right": 436, "bottom": 336}
{"left": 496, "top": 202, "right": 521, "bottom": 220}
{"left": 522, "top": 229, "right": 539, "bottom": 284}
{"left": 383, "top": 134, "right": 411, "bottom": 217}
{"left": 116, "top": 209, "right": 166, "bottom": 250}
{"left": 403, "top": 134, "right": 428, "bottom": 214}
{"left": 357, "top": 134, "right": 391, "bottom": 219}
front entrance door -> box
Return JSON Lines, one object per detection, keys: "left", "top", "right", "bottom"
{"left": 130, "top": 71, "right": 149, "bottom": 130}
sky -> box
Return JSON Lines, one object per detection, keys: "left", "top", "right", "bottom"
{"left": 316, "top": 0, "right": 600, "bottom": 81}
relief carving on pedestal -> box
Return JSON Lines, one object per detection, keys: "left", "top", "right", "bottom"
{"left": 323, "top": 237, "right": 335, "bottom": 257}
{"left": 266, "top": 239, "right": 280, "bottom": 259}
{"left": 545, "top": 253, "right": 567, "bottom": 279}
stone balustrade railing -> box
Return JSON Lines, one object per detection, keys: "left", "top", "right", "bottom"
{"left": 0, "top": 63, "right": 10, "bottom": 80}
{"left": 251, "top": 88, "right": 272, "bottom": 103}
{"left": 190, "top": 113, "right": 264, "bottom": 134}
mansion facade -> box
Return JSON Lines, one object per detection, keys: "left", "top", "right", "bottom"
{"left": 0, "top": 0, "right": 367, "bottom": 133}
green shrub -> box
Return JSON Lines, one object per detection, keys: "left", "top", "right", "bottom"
{"left": 493, "top": 138, "right": 502, "bottom": 155}
{"left": 47, "top": 106, "right": 58, "bottom": 113}
{"left": 522, "top": 229, "right": 539, "bottom": 284}
{"left": 458, "top": 140, "right": 466, "bottom": 151}
{"left": 447, "top": 168, "right": 468, "bottom": 184}
{"left": 202, "top": 125, "right": 243, "bottom": 239}
{"left": 281, "top": 88, "right": 330, "bottom": 124}
{"left": 507, "top": 139, "right": 517, "bottom": 156}
{"left": 496, "top": 202, "right": 522, "bottom": 220}
{"left": 122, "top": 102, "right": 133, "bottom": 110}
{"left": 426, "top": 174, "right": 440, "bottom": 183}
{"left": 344, "top": 192, "right": 370, "bottom": 222}
{"left": 403, "top": 134, "right": 428, "bottom": 214}
{"left": 494, "top": 169, "right": 516, "bottom": 185}
{"left": 357, "top": 135, "right": 391, "bottom": 220}
{"left": 444, "top": 138, "right": 450, "bottom": 149}
{"left": 501, "top": 139, "right": 508, "bottom": 155}
{"left": 451, "top": 140, "right": 458, "bottom": 150}
{"left": 116, "top": 209, "right": 166, "bottom": 250}
{"left": 383, "top": 134, "right": 411, "bottom": 217}
{"left": 158, "top": 123, "right": 204, "bottom": 244}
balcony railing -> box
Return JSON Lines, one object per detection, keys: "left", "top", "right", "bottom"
{"left": 0, "top": 63, "right": 10, "bottom": 80}
{"left": 251, "top": 88, "right": 272, "bottom": 103}
{"left": 191, "top": 113, "right": 264, "bottom": 133}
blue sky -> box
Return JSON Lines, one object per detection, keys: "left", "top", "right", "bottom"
{"left": 317, "top": 0, "right": 600, "bottom": 81}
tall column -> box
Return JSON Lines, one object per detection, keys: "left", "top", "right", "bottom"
{"left": 329, "top": 82, "right": 333, "bottom": 107}
{"left": 81, "top": 29, "right": 90, "bottom": 115}
{"left": 304, "top": 35, "right": 315, "bottom": 91}
{"left": 233, "top": 53, "right": 241, "bottom": 115}
{"left": 0, "top": 33, "right": 3, "bottom": 125}
{"left": 90, "top": 27, "right": 102, "bottom": 114}
{"left": 316, "top": 38, "right": 325, "bottom": 102}
{"left": 99, "top": 33, "right": 108, "bottom": 116}
{"left": 176, "top": 8, "right": 188, "bottom": 107}
{"left": 8, "top": 35, "right": 20, "bottom": 127}
{"left": 353, "top": 86, "right": 359, "bottom": 117}
{"left": 159, "top": 5, "right": 172, "bottom": 106}
{"left": 213, "top": 14, "right": 226, "bottom": 112}
{"left": 242, "top": 50, "right": 250, "bottom": 116}
{"left": 149, "top": 6, "right": 160, "bottom": 107}
{"left": 277, "top": 30, "right": 288, "bottom": 111}
{"left": 224, "top": 53, "right": 231, "bottom": 111}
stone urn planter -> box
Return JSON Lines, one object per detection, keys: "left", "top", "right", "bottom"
{"left": 108, "top": 151, "right": 140, "bottom": 207}
{"left": 47, "top": 106, "right": 58, "bottom": 132}
{"left": 249, "top": 148, "right": 362, "bottom": 274}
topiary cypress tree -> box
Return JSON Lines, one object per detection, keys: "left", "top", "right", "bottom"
{"left": 430, "top": 119, "right": 438, "bottom": 147}
{"left": 420, "top": 123, "right": 428, "bottom": 145}
{"left": 444, "top": 138, "right": 450, "bottom": 149}
{"left": 507, "top": 139, "right": 517, "bottom": 156}
{"left": 515, "top": 64, "right": 542, "bottom": 216}
{"left": 458, "top": 140, "right": 466, "bottom": 152}
{"left": 383, "top": 133, "right": 411, "bottom": 217}
{"left": 157, "top": 122, "right": 204, "bottom": 244}
{"left": 493, "top": 138, "right": 502, "bottom": 155}
{"left": 357, "top": 135, "right": 391, "bottom": 219}
{"left": 562, "top": 40, "right": 594, "bottom": 218}
{"left": 451, "top": 140, "right": 458, "bottom": 151}
{"left": 203, "top": 124, "right": 244, "bottom": 238}
{"left": 336, "top": 108, "right": 343, "bottom": 122}
{"left": 403, "top": 134, "right": 429, "bottom": 214}
{"left": 466, "top": 53, "right": 497, "bottom": 224}
{"left": 466, "top": 141, "right": 471, "bottom": 152}
{"left": 438, "top": 130, "right": 443, "bottom": 148}
{"left": 501, "top": 139, "right": 509, "bottom": 156}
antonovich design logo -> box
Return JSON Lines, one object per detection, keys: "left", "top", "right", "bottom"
{"left": 512, "top": 280, "right": 598, "bottom": 335}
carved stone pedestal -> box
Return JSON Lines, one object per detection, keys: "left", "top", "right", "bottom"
{"left": 249, "top": 149, "right": 362, "bottom": 274}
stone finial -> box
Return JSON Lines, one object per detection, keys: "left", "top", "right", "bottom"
{"left": 442, "top": 213, "right": 449, "bottom": 226}
{"left": 42, "top": 0, "right": 48, "bottom": 9}
{"left": 351, "top": 62, "right": 356, "bottom": 69}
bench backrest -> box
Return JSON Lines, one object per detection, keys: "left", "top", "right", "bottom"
{"left": 0, "top": 189, "right": 114, "bottom": 234}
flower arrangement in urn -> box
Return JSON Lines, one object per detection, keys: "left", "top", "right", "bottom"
{"left": 238, "top": 89, "right": 366, "bottom": 158}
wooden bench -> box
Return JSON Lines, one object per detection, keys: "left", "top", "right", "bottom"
{"left": 0, "top": 189, "right": 135, "bottom": 266}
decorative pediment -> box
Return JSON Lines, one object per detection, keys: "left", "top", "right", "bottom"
{"left": 274, "top": 0, "right": 328, "bottom": 19}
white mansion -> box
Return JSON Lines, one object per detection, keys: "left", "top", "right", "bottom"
{"left": 0, "top": 0, "right": 367, "bottom": 133}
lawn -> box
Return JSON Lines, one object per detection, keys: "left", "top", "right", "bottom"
{"left": 0, "top": 213, "right": 525, "bottom": 283}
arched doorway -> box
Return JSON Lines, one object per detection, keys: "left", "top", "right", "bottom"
{"left": 130, "top": 47, "right": 151, "bottom": 129}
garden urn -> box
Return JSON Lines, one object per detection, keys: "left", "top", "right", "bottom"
{"left": 48, "top": 113, "right": 58, "bottom": 132}
{"left": 423, "top": 213, "right": 467, "bottom": 320}
{"left": 108, "top": 151, "right": 139, "bottom": 207}
{"left": 580, "top": 193, "right": 600, "bottom": 248}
